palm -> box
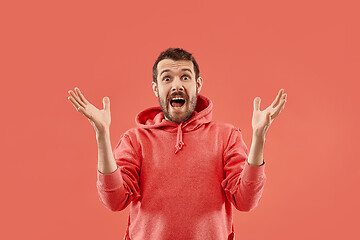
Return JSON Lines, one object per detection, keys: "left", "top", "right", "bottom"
{"left": 83, "top": 103, "right": 111, "bottom": 130}
{"left": 252, "top": 89, "right": 287, "bottom": 137}
{"left": 68, "top": 87, "right": 111, "bottom": 134}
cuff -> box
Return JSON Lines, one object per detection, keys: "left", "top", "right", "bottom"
{"left": 241, "top": 159, "right": 266, "bottom": 182}
{"left": 97, "top": 167, "right": 124, "bottom": 191}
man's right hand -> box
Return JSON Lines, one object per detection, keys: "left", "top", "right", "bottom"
{"left": 67, "top": 87, "right": 111, "bottom": 135}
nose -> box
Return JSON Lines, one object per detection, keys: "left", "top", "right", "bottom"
{"left": 171, "top": 77, "right": 184, "bottom": 92}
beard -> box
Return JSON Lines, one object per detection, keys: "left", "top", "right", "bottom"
{"left": 157, "top": 87, "right": 198, "bottom": 124}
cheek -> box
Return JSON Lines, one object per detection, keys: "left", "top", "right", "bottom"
{"left": 158, "top": 90, "right": 169, "bottom": 102}
{"left": 187, "top": 83, "right": 197, "bottom": 92}
{"left": 158, "top": 87, "right": 170, "bottom": 97}
{"left": 188, "top": 87, "right": 197, "bottom": 96}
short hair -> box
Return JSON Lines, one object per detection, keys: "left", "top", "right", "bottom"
{"left": 152, "top": 48, "right": 200, "bottom": 84}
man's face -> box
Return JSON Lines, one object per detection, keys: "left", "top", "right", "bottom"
{"left": 152, "top": 59, "right": 203, "bottom": 124}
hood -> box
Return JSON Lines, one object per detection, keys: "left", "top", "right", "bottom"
{"left": 135, "top": 94, "right": 213, "bottom": 154}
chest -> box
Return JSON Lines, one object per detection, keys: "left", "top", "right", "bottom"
{"left": 138, "top": 128, "right": 227, "bottom": 189}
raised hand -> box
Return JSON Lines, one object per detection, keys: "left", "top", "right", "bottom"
{"left": 252, "top": 88, "right": 287, "bottom": 138}
{"left": 67, "top": 87, "right": 111, "bottom": 135}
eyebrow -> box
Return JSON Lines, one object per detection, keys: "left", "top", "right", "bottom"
{"left": 160, "top": 68, "right": 193, "bottom": 77}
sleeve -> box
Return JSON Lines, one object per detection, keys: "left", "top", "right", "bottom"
{"left": 96, "top": 133, "right": 141, "bottom": 212}
{"left": 221, "top": 127, "right": 266, "bottom": 212}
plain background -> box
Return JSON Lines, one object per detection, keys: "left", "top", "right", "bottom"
{"left": 1, "top": 0, "right": 359, "bottom": 239}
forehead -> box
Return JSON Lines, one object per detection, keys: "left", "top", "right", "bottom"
{"left": 157, "top": 59, "right": 194, "bottom": 75}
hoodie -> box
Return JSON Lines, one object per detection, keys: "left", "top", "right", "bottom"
{"left": 96, "top": 94, "right": 266, "bottom": 240}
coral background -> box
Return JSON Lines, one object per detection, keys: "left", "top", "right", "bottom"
{"left": 1, "top": 0, "right": 359, "bottom": 239}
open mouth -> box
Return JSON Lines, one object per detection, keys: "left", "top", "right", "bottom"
{"left": 170, "top": 97, "right": 186, "bottom": 109}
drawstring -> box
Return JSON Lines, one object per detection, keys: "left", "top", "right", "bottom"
{"left": 175, "top": 122, "right": 184, "bottom": 154}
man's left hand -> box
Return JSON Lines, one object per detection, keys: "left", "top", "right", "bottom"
{"left": 252, "top": 88, "right": 287, "bottom": 139}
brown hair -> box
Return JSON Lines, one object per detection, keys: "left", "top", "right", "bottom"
{"left": 152, "top": 48, "right": 200, "bottom": 83}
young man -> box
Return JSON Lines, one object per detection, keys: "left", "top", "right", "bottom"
{"left": 68, "top": 48, "right": 287, "bottom": 240}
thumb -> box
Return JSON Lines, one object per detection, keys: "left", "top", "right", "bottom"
{"left": 103, "top": 96, "right": 110, "bottom": 112}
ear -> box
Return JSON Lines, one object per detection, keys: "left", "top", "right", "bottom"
{"left": 152, "top": 81, "right": 158, "bottom": 97}
{"left": 196, "top": 77, "right": 203, "bottom": 94}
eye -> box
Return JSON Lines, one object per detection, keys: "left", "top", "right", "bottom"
{"left": 163, "top": 76, "right": 170, "bottom": 81}
{"left": 183, "top": 75, "right": 190, "bottom": 80}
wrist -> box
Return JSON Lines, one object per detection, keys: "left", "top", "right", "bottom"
{"left": 96, "top": 129, "right": 110, "bottom": 140}
{"left": 247, "top": 158, "right": 264, "bottom": 166}
{"left": 252, "top": 133, "right": 265, "bottom": 144}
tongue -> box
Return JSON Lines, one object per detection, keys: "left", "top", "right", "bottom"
{"left": 172, "top": 102, "right": 183, "bottom": 107}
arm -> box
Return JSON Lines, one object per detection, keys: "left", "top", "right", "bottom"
{"left": 67, "top": 87, "right": 141, "bottom": 211}
{"left": 96, "top": 131, "right": 141, "bottom": 212}
{"left": 221, "top": 128, "right": 266, "bottom": 212}
{"left": 222, "top": 89, "right": 287, "bottom": 211}
{"left": 247, "top": 133, "right": 265, "bottom": 167}
{"left": 97, "top": 130, "right": 117, "bottom": 174}
{"left": 224, "top": 88, "right": 287, "bottom": 210}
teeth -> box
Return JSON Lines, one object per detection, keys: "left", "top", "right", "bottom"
{"left": 172, "top": 97, "right": 184, "bottom": 100}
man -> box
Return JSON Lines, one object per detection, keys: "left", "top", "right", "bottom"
{"left": 67, "top": 48, "right": 287, "bottom": 240}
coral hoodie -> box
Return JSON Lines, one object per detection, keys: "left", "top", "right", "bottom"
{"left": 96, "top": 94, "right": 266, "bottom": 240}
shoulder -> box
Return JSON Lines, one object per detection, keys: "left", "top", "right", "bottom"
{"left": 206, "top": 121, "right": 244, "bottom": 141}
{"left": 111, "top": 127, "right": 142, "bottom": 149}
{"left": 209, "top": 120, "right": 242, "bottom": 133}
{"left": 113, "top": 127, "right": 142, "bottom": 157}
{"left": 122, "top": 127, "right": 139, "bottom": 138}
{"left": 118, "top": 127, "right": 144, "bottom": 145}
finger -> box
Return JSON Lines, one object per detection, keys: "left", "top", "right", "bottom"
{"left": 68, "top": 96, "right": 92, "bottom": 119}
{"left": 68, "top": 95, "right": 81, "bottom": 111}
{"left": 103, "top": 97, "right": 110, "bottom": 112}
{"left": 280, "top": 97, "right": 286, "bottom": 110}
{"left": 75, "top": 87, "right": 90, "bottom": 105}
{"left": 253, "top": 97, "right": 261, "bottom": 112}
{"left": 276, "top": 101, "right": 286, "bottom": 117}
{"left": 271, "top": 89, "right": 284, "bottom": 108}
{"left": 68, "top": 90, "right": 86, "bottom": 109}
{"left": 267, "top": 111, "right": 272, "bottom": 124}
{"left": 271, "top": 97, "right": 286, "bottom": 119}
{"left": 78, "top": 106, "right": 92, "bottom": 119}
